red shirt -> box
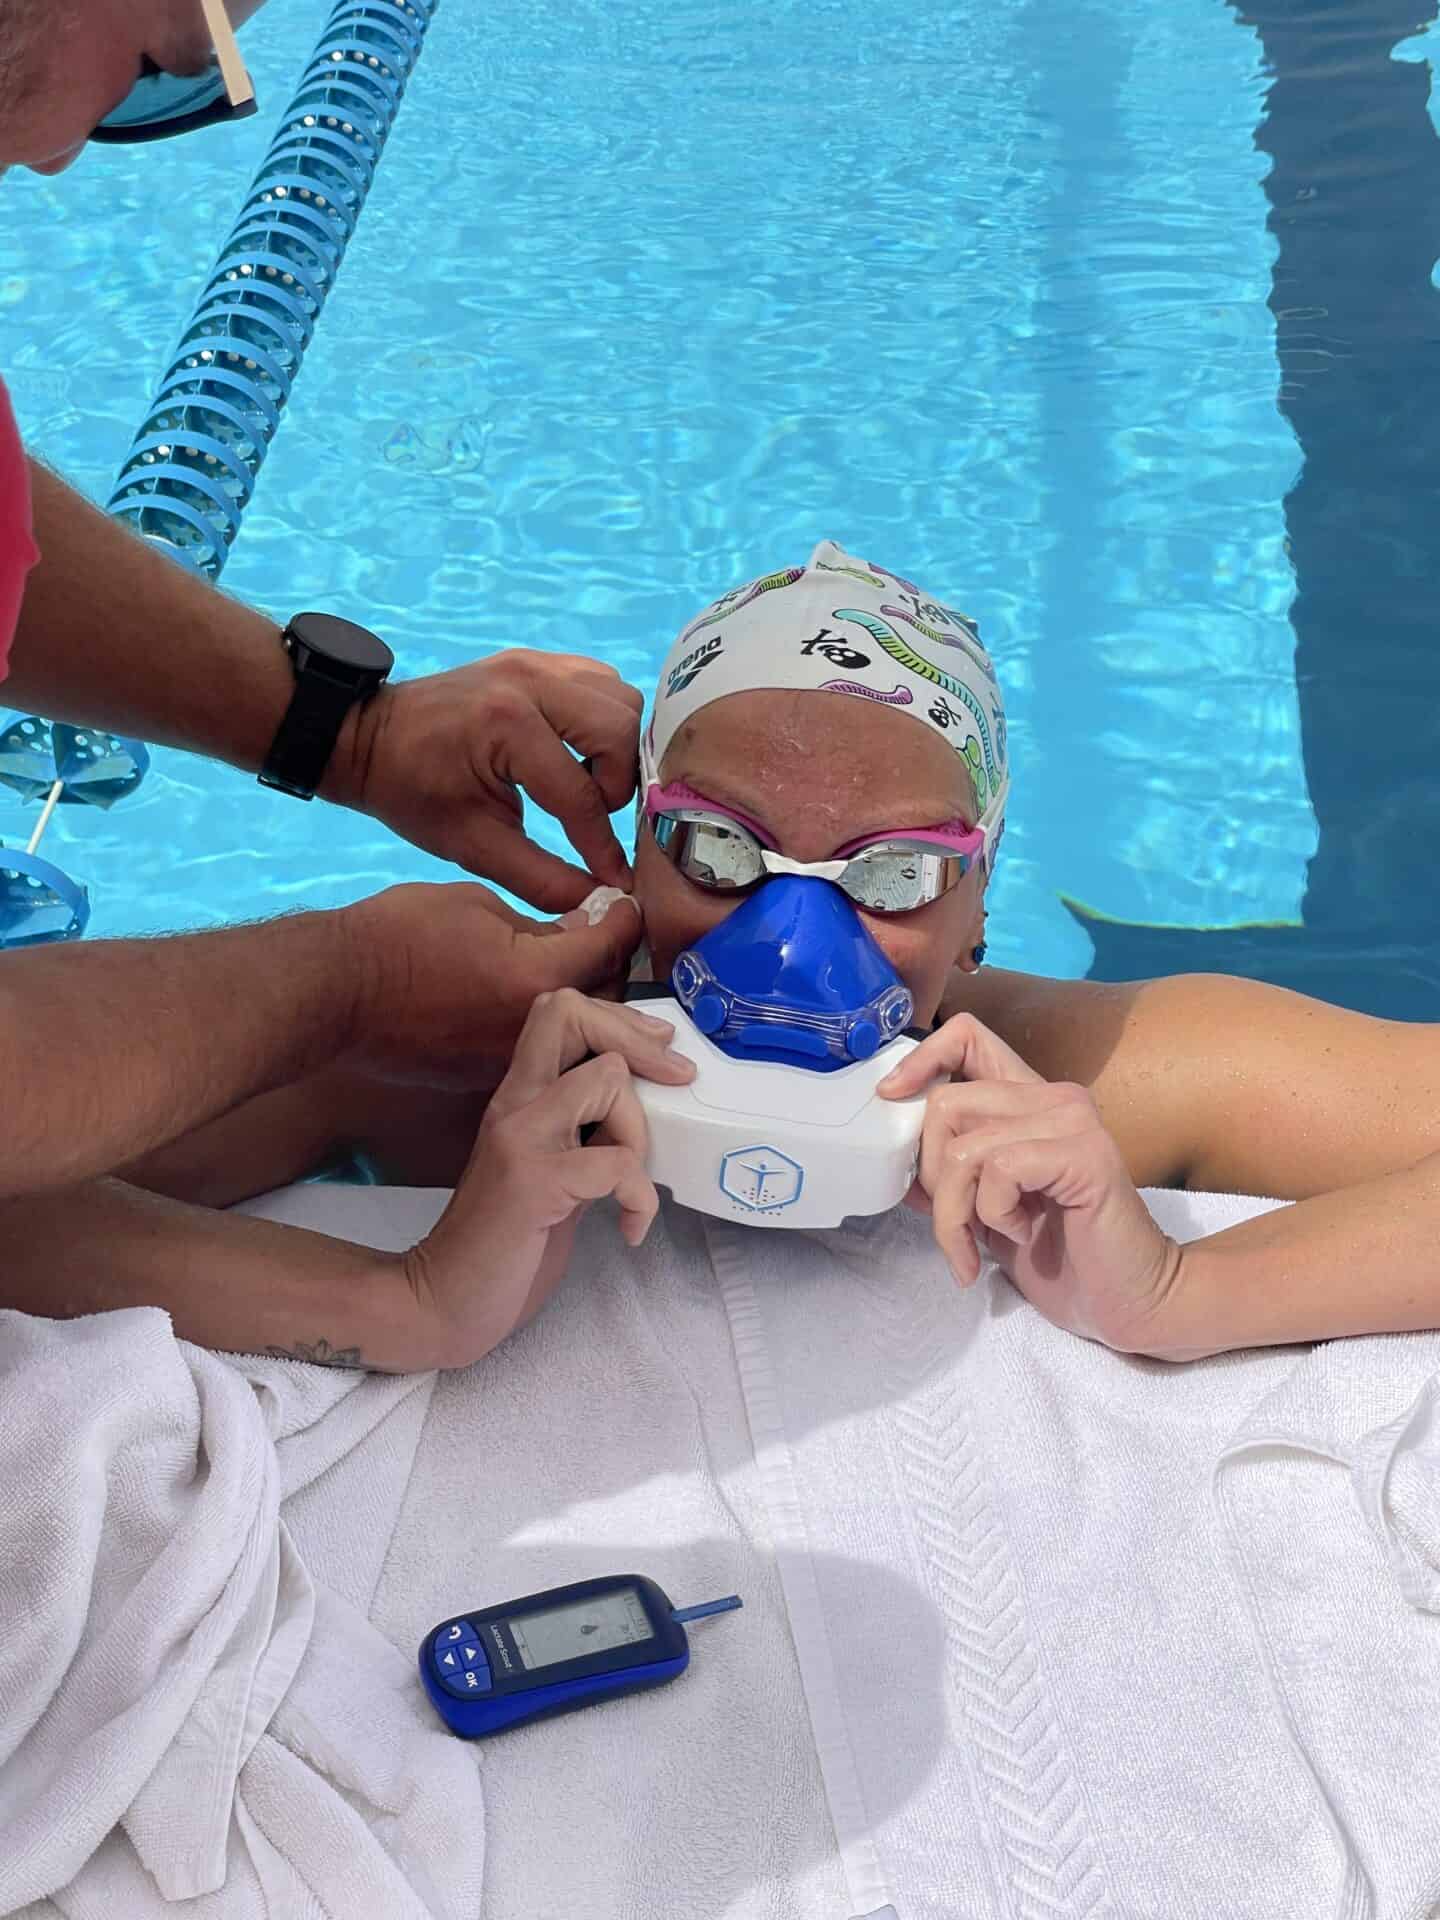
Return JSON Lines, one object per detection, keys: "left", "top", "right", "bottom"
{"left": 0, "top": 375, "right": 38, "bottom": 686}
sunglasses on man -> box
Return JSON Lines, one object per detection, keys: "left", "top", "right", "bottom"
{"left": 89, "top": 0, "right": 257, "bottom": 145}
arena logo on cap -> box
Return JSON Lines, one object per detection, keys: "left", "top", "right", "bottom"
{"left": 666, "top": 634, "right": 724, "bottom": 698}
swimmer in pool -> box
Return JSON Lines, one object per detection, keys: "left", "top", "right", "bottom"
{"left": 628, "top": 541, "right": 1440, "bottom": 1361}
{"left": 7, "top": 540, "right": 1440, "bottom": 1369}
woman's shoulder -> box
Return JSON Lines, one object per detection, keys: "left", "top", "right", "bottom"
{"left": 945, "top": 962, "right": 1440, "bottom": 1195}
{"left": 939, "top": 964, "right": 1145, "bottom": 1082}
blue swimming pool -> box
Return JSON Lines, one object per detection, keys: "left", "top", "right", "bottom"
{"left": 3, "top": 0, "right": 1438, "bottom": 1015}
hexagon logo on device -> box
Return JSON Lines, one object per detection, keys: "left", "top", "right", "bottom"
{"left": 719, "top": 1146, "right": 804, "bottom": 1213}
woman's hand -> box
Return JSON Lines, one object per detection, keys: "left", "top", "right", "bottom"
{"left": 400, "top": 991, "right": 694, "bottom": 1367}
{"left": 879, "top": 1014, "right": 1191, "bottom": 1357}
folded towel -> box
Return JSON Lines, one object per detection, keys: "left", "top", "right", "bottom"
{"left": 0, "top": 1303, "right": 483, "bottom": 1918}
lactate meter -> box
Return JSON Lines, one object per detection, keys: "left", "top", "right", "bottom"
{"left": 419, "top": 1575, "right": 741, "bottom": 1738}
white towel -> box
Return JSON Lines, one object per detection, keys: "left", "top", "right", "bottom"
{"left": 713, "top": 1190, "right": 1440, "bottom": 1920}
{"left": 242, "top": 1186, "right": 851, "bottom": 1920}
{"left": 225, "top": 1180, "right": 1440, "bottom": 1920}
{"left": 0, "top": 1303, "right": 484, "bottom": 1919}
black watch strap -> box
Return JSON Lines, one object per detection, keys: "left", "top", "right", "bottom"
{"left": 258, "top": 612, "right": 394, "bottom": 802}
{"left": 259, "top": 663, "right": 365, "bottom": 802}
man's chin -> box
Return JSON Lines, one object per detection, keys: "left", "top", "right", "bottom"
{"left": 30, "top": 146, "right": 85, "bottom": 177}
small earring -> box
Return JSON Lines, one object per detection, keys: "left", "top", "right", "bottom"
{"left": 971, "top": 943, "right": 987, "bottom": 967}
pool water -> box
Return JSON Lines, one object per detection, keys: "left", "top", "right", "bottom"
{"left": 3, "top": 0, "right": 1438, "bottom": 1015}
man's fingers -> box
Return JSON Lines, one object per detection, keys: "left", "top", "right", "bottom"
{"left": 449, "top": 818, "right": 612, "bottom": 914}
{"left": 878, "top": 1011, "right": 1045, "bottom": 1098}
{"left": 524, "top": 654, "right": 645, "bottom": 717}
{"left": 503, "top": 722, "right": 632, "bottom": 892}
{"left": 530, "top": 673, "right": 644, "bottom": 817}
{"left": 923, "top": 1077, "right": 1078, "bottom": 1132}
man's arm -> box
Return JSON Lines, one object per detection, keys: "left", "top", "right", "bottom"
{"left": 0, "top": 882, "right": 642, "bottom": 1199}
{"left": 0, "top": 909, "right": 359, "bottom": 1197}
{"left": 8, "top": 459, "right": 302, "bottom": 779}
{"left": 950, "top": 965, "right": 1440, "bottom": 1199}
{"left": 7, "top": 459, "right": 638, "bottom": 908}
{"left": 0, "top": 1177, "right": 440, "bottom": 1372}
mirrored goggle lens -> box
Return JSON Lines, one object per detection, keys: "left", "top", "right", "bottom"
{"left": 652, "top": 813, "right": 972, "bottom": 914}
{"left": 836, "top": 842, "right": 972, "bottom": 915}
{"left": 651, "top": 812, "right": 766, "bottom": 891}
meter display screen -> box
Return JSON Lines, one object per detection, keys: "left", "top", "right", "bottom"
{"left": 507, "top": 1586, "right": 655, "bottom": 1671}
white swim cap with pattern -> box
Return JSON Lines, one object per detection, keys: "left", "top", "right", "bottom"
{"left": 642, "top": 539, "right": 1010, "bottom": 867}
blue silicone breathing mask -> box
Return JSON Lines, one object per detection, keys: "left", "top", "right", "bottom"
{"left": 669, "top": 874, "right": 915, "bottom": 1073}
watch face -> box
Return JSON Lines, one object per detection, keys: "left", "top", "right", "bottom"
{"left": 287, "top": 612, "right": 394, "bottom": 679}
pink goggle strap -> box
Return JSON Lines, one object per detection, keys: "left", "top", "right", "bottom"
{"left": 643, "top": 781, "right": 775, "bottom": 847}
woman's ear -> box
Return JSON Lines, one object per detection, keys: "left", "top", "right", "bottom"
{"left": 958, "top": 880, "right": 989, "bottom": 971}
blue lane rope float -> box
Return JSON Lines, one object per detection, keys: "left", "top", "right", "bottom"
{"left": 0, "top": 0, "right": 438, "bottom": 946}
{"left": 108, "top": 0, "right": 439, "bottom": 579}
{"left": 0, "top": 719, "right": 150, "bottom": 945}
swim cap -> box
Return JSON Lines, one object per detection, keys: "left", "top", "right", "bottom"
{"left": 642, "top": 539, "right": 1010, "bottom": 868}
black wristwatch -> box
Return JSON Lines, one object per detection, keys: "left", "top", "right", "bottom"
{"left": 259, "top": 612, "right": 395, "bottom": 802}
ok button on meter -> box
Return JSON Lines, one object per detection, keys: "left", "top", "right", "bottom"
{"left": 431, "top": 1619, "right": 491, "bottom": 1698}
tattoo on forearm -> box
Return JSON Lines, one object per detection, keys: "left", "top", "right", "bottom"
{"left": 264, "top": 1337, "right": 366, "bottom": 1369}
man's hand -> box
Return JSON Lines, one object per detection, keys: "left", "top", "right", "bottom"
{"left": 402, "top": 991, "right": 695, "bottom": 1366}
{"left": 879, "top": 1013, "right": 1189, "bottom": 1357}
{"left": 341, "top": 880, "right": 644, "bottom": 1087}
{"left": 12, "top": 470, "right": 643, "bottom": 910}
{"left": 331, "top": 652, "right": 644, "bottom": 912}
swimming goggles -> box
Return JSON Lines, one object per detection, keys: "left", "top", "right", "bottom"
{"left": 90, "top": 0, "right": 257, "bottom": 145}
{"left": 644, "top": 782, "right": 982, "bottom": 915}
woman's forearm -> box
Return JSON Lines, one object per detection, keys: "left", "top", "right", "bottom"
{"left": 0, "top": 1177, "right": 441, "bottom": 1372}
{"left": 1162, "top": 1150, "right": 1440, "bottom": 1358}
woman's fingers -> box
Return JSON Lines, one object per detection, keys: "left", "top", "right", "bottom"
{"left": 503, "top": 1052, "right": 651, "bottom": 1161}
{"left": 878, "top": 1009, "right": 1046, "bottom": 1099}
{"left": 924, "top": 1099, "right": 1097, "bottom": 1284}
{"left": 549, "top": 1142, "right": 660, "bottom": 1245}
{"left": 972, "top": 1153, "right": 1040, "bottom": 1249}
{"left": 931, "top": 1143, "right": 986, "bottom": 1284}
{"left": 915, "top": 1079, "right": 1088, "bottom": 1205}
{"left": 492, "top": 988, "right": 694, "bottom": 1118}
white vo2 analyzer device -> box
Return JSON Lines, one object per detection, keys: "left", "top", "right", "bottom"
{"left": 632, "top": 876, "right": 928, "bottom": 1229}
